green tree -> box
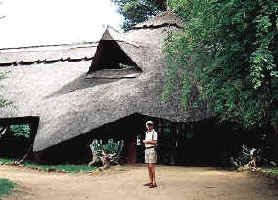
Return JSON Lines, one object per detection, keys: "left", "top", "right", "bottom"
{"left": 164, "top": 0, "right": 278, "bottom": 131}
{"left": 112, "top": 0, "right": 167, "bottom": 30}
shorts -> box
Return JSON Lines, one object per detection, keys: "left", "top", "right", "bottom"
{"left": 145, "top": 148, "right": 157, "bottom": 164}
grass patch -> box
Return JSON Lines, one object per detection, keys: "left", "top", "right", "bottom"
{"left": 24, "top": 162, "right": 97, "bottom": 173}
{"left": 0, "top": 179, "right": 15, "bottom": 198}
{"left": 0, "top": 158, "right": 14, "bottom": 165}
{"left": 0, "top": 158, "right": 97, "bottom": 173}
{"left": 271, "top": 168, "right": 278, "bottom": 175}
{"left": 262, "top": 168, "right": 278, "bottom": 175}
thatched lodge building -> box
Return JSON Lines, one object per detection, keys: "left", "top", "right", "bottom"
{"left": 0, "top": 12, "right": 233, "bottom": 165}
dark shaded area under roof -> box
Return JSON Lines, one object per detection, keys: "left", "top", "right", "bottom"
{"left": 30, "top": 114, "right": 256, "bottom": 166}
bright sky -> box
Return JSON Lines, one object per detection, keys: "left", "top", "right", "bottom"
{"left": 0, "top": 0, "right": 123, "bottom": 48}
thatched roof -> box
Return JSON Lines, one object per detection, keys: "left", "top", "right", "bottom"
{"left": 0, "top": 12, "right": 211, "bottom": 152}
{"left": 0, "top": 44, "right": 96, "bottom": 65}
{"left": 132, "top": 11, "right": 183, "bottom": 29}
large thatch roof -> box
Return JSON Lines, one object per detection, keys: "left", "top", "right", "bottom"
{"left": 0, "top": 43, "right": 97, "bottom": 65}
{"left": 0, "top": 12, "right": 211, "bottom": 152}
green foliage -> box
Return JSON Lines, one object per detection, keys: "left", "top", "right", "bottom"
{"left": 10, "top": 125, "right": 30, "bottom": 138}
{"left": 164, "top": 0, "right": 278, "bottom": 129}
{"left": 23, "top": 163, "right": 97, "bottom": 173}
{"left": 168, "top": 0, "right": 191, "bottom": 20}
{"left": 0, "top": 158, "right": 15, "bottom": 165}
{"left": 90, "top": 139, "right": 124, "bottom": 157}
{"left": 112, "top": 0, "right": 166, "bottom": 30}
{"left": 263, "top": 168, "right": 278, "bottom": 175}
{"left": 0, "top": 158, "right": 97, "bottom": 173}
{"left": 0, "top": 178, "right": 15, "bottom": 198}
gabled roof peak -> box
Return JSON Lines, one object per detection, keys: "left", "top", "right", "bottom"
{"left": 101, "top": 25, "right": 122, "bottom": 41}
{"left": 100, "top": 26, "right": 140, "bottom": 48}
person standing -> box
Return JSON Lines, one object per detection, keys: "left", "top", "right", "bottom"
{"left": 143, "top": 121, "right": 158, "bottom": 188}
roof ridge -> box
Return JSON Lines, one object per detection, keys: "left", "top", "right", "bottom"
{"left": 130, "top": 22, "right": 182, "bottom": 31}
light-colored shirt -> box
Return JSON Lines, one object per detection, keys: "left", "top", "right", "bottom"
{"left": 145, "top": 129, "right": 158, "bottom": 148}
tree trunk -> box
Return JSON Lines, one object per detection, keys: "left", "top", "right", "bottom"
{"left": 88, "top": 153, "right": 100, "bottom": 166}
{"left": 100, "top": 156, "right": 111, "bottom": 170}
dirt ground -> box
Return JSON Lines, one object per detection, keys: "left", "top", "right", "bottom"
{"left": 1, "top": 165, "right": 278, "bottom": 200}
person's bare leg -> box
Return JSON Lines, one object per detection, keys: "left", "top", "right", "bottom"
{"left": 151, "top": 164, "right": 156, "bottom": 185}
{"left": 148, "top": 164, "right": 153, "bottom": 183}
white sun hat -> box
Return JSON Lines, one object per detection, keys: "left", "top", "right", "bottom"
{"left": 146, "top": 121, "right": 154, "bottom": 126}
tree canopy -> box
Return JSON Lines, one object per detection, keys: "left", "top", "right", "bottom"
{"left": 164, "top": 0, "right": 278, "bottom": 130}
{"left": 112, "top": 0, "right": 167, "bottom": 30}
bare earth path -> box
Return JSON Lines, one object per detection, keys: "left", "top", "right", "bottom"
{"left": 1, "top": 165, "right": 278, "bottom": 200}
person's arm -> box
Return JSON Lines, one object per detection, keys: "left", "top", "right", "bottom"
{"left": 143, "top": 131, "right": 157, "bottom": 145}
{"left": 143, "top": 140, "right": 157, "bottom": 145}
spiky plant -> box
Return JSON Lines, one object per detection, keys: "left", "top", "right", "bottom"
{"left": 89, "top": 139, "right": 124, "bottom": 169}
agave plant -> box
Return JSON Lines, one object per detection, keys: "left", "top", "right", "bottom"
{"left": 89, "top": 139, "right": 124, "bottom": 169}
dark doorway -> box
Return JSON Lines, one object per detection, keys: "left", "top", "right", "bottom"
{"left": 126, "top": 137, "right": 137, "bottom": 164}
{"left": 0, "top": 116, "right": 39, "bottom": 161}
{"left": 0, "top": 124, "right": 32, "bottom": 159}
